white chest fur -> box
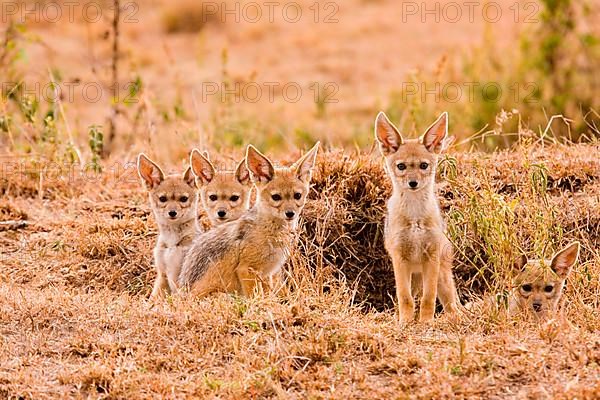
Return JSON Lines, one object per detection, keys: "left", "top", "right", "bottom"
{"left": 154, "top": 224, "right": 195, "bottom": 291}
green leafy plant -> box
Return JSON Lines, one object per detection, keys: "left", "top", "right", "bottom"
{"left": 88, "top": 125, "right": 104, "bottom": 173}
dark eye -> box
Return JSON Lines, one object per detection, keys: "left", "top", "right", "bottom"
{"left": 209, "top": 194, "right": 218, "bottom": 201}
{"left": 158, "top": 196, "right": 167, "bottom": 203}
{"left": 293, "top": 192, "right": 302, "bottom": 200}
{"left": 521, "top": 284, "right": 532, "bottom": 292}
{"left": 397, "top": 163, "right": 406, "bottom": 171}
{"left": 179, "top": 196, "right": 189, "bottom": 202}
{"left": 544, "top": 285, "right": 554, "bottom": 293}
{"left": 271, "top": 194, "right": 282, "bottom": 201}
{"left": 230, "top": 195, "right": 240, "bottom": 202}
{"left": 420, "top": 162, "right": 429, "bottom": 170}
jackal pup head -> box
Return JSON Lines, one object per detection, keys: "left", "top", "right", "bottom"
{"left": 375, "top": 112, "right": 453, "bottom": 191}
{"left": 245, "top": 143, "right": 319, "bottom": 228}
{"left": 137, "top": 153, "right": 197, "bottom": 225}
{"left": 189, "top": 149, "right": 252, "bottom": 226}
{"left": 512, "top": 242, "right": 580, "bottom": 319}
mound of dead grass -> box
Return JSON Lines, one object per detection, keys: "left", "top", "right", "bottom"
{"left": 298, "top": 143, "right": 600, "bottom": 310}
{"left": 1, "top": 144, "right": 599, "bottom": 310}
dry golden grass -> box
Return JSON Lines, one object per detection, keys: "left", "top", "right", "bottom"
{"left": 1, "top": 143, "right": 599, "bottom": 398}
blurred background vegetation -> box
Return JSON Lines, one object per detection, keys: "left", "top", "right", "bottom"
{"left": 0, "top": 0, "right": 598, "bottom": 165}
{"left": 386, "top": 0, "right": 599, "bottom": 148}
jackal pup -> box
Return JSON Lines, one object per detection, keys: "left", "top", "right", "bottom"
{"left": 509, "top": 241, "right": 580, "bottom": 320}
{"left": 137, "top": 153, "right": 198, "bottom": 299}
{"left": 375, "top": 111, "right": 460, "bottom": 323}
{"left": 189, "top": 149, "right": 252, "bottom": 227}
{"left": 179, "top": 142, "right": 319, "bottom": 298}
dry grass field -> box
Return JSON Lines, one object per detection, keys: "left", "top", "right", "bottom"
{"left": 1, "top": 0, "right": 600, "bottom": 398}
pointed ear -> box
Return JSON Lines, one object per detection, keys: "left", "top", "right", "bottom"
{"left": 137, "top": 153, "right": 164, "bottom": 190}
{"left": 294, "top": 142, "right": 320, "bottom": 183}
{"left": 183, "top": 166, "right": 196, "bottom": 188}
{"left": 246, "top": 145, "right": 275, "bottom": 183}
{"left": 550, "top": 242, "right": 580, "bottom": 279}
{"left": 235, "top": 157, "right": 252, "bottom": 186}
{"left": 513, "top": 254, "right": 528, "bottom": 272}
{"left": 374, "top": 112, "right": 403, "bottom": 155}
{"left": 190, "top": 149, "right": 215, "bottom": 186}
{"left": 423, "top": 112, "right": 449, "bottom": 153}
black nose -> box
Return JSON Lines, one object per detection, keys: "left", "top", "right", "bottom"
{"left": 168, "top": 210, "right": 177, "bottom": 218}
{"left": 285, "top": 211, "right": 295, "bottom": 219}
{"left": 217, "top": 210, "right": 227, "bottom": 218}
{"left": 532, "top": 302, "right": 542, "bottom": 312}
{"left": 409, "top": 181, "right": 418, "bottom": 188}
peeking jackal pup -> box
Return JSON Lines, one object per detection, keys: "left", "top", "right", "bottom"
{"left": 509, "top": 242, "right": 580, "bottom": 320}
{"left": 375, "top": 112, "right": 460, "bottom": 323}
{"left": 137, "top": 154, "right": 198, "bottom": 299}
{"left": 189, "top": 149, "right": 252, "bottom": 227}
{"left": 178, "top": 143, "right": 319, "bottom": 298}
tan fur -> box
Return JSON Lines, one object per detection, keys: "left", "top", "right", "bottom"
{"left": 509, "top": 242, "right": 580, "bottom": 320}
{"left": 178, "top": 143, "right": 319, "bottom": 298}
{"left": 189, "top": 149, "right": 252, "bottom": 227}
{"left": 375, "top": 111, "right": 460, "bottom": 323}
{"left": 137, "top": 153, "right": 198, "bottom": 299}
